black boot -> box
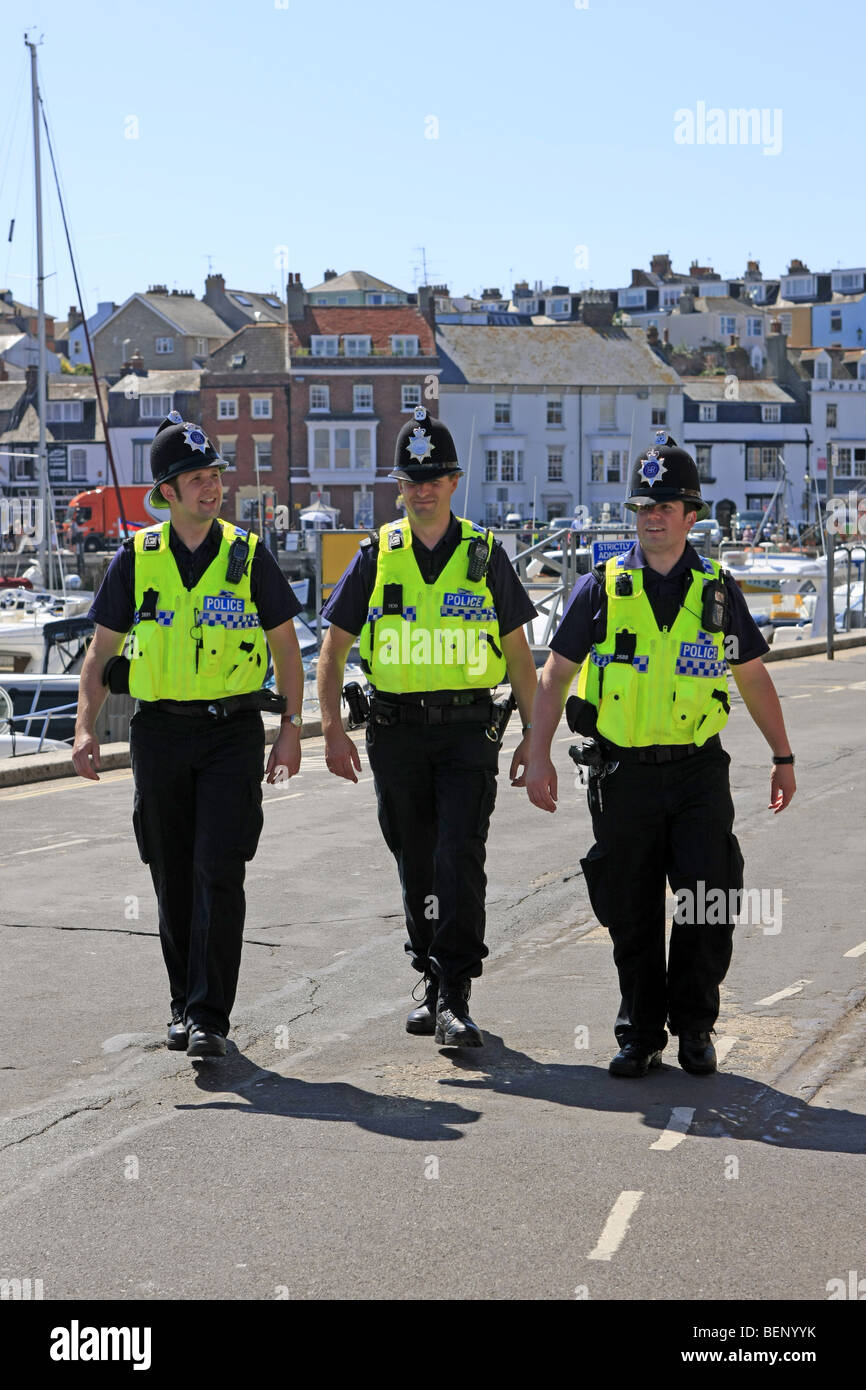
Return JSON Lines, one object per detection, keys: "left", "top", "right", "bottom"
{"left": 435, "top": 978, "right": 483, "bottom": 1048}
{"left": 677, "top": 1031, "right": 717, "bottom": 1075}
{"left": 406, "top": 975, "right": 439, "bottom": 1035}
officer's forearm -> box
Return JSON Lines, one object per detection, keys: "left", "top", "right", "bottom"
{"left": 731, "top": 659, "right": 793, "bottom": 756}
{"left": 267, "top": 625, "right": 305, "bottom": 717}
{"left": 75, "top": 645, "right": 110, "bottom": 735}
{"left": 501, "top": 635, "right": 538, "bottom": 727}
{"left": 529, "top": 654, "right": 578, "bottom": 760}
{"left": 316, "top": 629, "right": 352, "bottom": 733}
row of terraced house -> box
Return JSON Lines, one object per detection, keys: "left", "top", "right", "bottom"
{"left": 1, "top": 258, "right": 865, "bottom": 532}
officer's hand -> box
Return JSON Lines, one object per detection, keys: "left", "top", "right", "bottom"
{"left": 265, "top": 728, "right": 302, "bottom": 784}
{"left": 769, "top": 764, "right": 796, "bottom": 814}
{"left": 524, "top": 758, "right": 558, "bottom": 813}
{"left": 71, "top": 730, "right": 101, "bottom": 782}
{"left": 509, "top": 734, "right": 530, "bottom": 786}
{"left": 324, "top": 729, "right": 361, "bottom": 783}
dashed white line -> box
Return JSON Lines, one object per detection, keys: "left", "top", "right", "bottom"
{"left": 587, "top": 1190, "right": 644, "bottom": 1262}
{"left": 14, "top": 837, "right": 89, "bottom": 855}
{"left": 843, "top": 941, "right": 866, "bottom": 959}
{"left": 754, "top": 979, "right": 812, "bottom": 1006}
{"left": 650, "top": 1107, "right": 695, "bottom": 1152}
{"left": 714, "top": 1036, "right": 738, "bottom": 1065}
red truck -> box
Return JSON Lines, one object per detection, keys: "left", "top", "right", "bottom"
{"left": 62, "top": 486, "right": 158, "bottom": 551}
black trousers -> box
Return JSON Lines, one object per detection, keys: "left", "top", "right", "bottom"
{"left": 580, "top": 743, "right": 744, "bottom": 1051}
{"left": 128, "top": 707, "right": 265, "bottom": 1035}
{"left": 366, "top": 718, "right": 500, "bottom": 983}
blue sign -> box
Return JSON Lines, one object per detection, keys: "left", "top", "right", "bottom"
{"left": 204, "top": 595, "right": 244, "bottom": 614}
{"left": 591, "top": 539, "right": 633, "bottom": 566}
{"left": 441, "top": 591, "right": 484, "bottom": 609}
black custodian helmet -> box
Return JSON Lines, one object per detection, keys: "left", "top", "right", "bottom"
{"left": 389, "top": 406, "right": 463, "bottom": 482}
{"left": 625, "top": 431, "right": 709, "bottom": 521}
{"left": 149, "top": 411, "right": 226, "bottom": 508}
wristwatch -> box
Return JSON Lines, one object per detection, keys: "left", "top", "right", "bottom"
{"left": 772, "top": 754, "right": 795, "bottom": 765}
{"left": 281, "top": 714, "right": 303, "bottom": 729}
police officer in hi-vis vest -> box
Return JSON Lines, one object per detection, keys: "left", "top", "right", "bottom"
{"left": 317, "top": 407, "right": 538, "bottom": 1046}
{"left": 72, "top": 413, "right": 305, "bottom": 1058}
{"left": 521, "top": 434, "right": 796, "bottom": 1078}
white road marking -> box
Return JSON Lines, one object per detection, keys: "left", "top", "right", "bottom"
{"left": 587, "top": 1190, "right": 644, "bottom": 1261}
{"left": 786, "top": 693, "right": 812, "bottom": 700}
{"left": 14, "top": 837, "right": 89, "bottom": 855}
{"left": 843, "top": 941, "right": 866, "bottom": 958}
{"left": 846, "top": 681, "right": 866, "bottom": 691}
{"left": 650, "top": 1107, "right": 695, "bottom": 1151}
{"left": 754, "top": 979, "right": 811, "bottom": 1006}
{"left": 265, "top": 792, "right": 303, "bottom": 802}
{"left": 714, "top": 1036, "right": 738, "bottom": 1065}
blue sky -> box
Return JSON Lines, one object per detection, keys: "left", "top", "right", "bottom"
{"left": 1, "top": 0, "right": 863, "bottom": 328}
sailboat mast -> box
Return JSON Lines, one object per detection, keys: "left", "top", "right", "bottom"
{"left": 26, "top": 34, "right": 52, "bottom": 590}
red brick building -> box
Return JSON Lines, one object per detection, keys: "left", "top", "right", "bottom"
{"left": 199, "top": 323, "right": 289, "bottom": 526}
{"left": 288, "top": 301, "right": 439, "bottom": 528}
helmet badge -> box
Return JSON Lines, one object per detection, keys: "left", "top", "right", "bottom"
{"left": 638, "top": 447, "right": 667, "bottom": 487}
{"left": 406, "top": 427, "right": 434, "bottom": 462}
{"left": 182, "top": 422, "right": 209, "bottom": 455}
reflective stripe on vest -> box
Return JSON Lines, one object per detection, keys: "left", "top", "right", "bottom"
{"left": 358, "top": 516, "right": 507, "bottom": 693}
{"left": 575, "top": 553, "right": 730, "bottom": 747}
{"left": 127, "top": 519, "right": 268, "bottom": 701}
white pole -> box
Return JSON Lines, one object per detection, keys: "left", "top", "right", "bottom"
{"left": 27, "top": 36, "right": 51, "bottom": 590}
{"left": 463, "top": 412, "right": 475, "bottom": 519}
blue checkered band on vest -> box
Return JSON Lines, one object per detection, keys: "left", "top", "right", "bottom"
{"left": 675, "top": 629, "right": 727, "bottom": 678}
{"left": 439, "top": 603, "right": 498, "bottom": 621}
{"left": 366, "top": 605, "right": 417, "bottom": 622}
{"left": 133, "top": 606, "right": 176, "bottom": 626}
{"left": 590, "top": 649, "right": 650, "bottom": 673}
{"left": 199, "top": 610, "right": 261, "bottom": 630}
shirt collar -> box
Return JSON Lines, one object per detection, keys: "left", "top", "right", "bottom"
{"left": 626, "top": 540, "right": 705, "bottom": 577}
{"left": 168, "top": 518, "right": 221, "bottom": 558}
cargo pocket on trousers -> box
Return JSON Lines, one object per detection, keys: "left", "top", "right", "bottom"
{"left": 131, "top": 791, "right": 151, "bottom": 865}
{"left": 580, "top": 844, "right": 612, "bottom": 928}
{"left": 238, "top": 779, "right": 264, "bottom": 862}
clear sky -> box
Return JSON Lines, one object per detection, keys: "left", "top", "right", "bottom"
{"left": 1, "top": 0, "right": 863, "bottom": 328}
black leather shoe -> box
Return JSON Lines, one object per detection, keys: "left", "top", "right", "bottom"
{"left": 677, "top": 1031, "right": 717, "bottom": 1075}
{"left": 609, "top": 1042, "right": 663, "bottom": 1078}
{"left": 186, "top": 1026, "right": 227, "bottom": 1058}
{"left": 406, "top": 976, "right": 439, "bottom": 1035}
{"left": 166, "top": 1016, "right": 188, "bottom": 1051}
{"left": 435, "top": 979, "right": 483, "bottom": 1048}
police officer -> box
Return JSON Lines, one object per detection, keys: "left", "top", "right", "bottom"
{"left": 72, "top": 413, "right": 305, "bottom": 1058}
{"left": 317, "top": 407, "right": 538, "bottom": 1046}
{"left": 521, "top": 434, "right": 796, "bottom": 1077}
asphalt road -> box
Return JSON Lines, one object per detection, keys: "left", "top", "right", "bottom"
{"left": 1, "top": 647, "right": 864, "bottom": 1306}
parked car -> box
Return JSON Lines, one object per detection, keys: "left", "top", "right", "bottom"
{"left": 687, "top": 518, "right": 722, "bottom": 551}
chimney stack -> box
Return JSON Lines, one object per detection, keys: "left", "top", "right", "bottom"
{"left": 579, "top": 290, "right": 615, "bottom": 329}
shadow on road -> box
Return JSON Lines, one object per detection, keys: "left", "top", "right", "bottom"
{"left": 175, "top": 1046, "right": 481, "bottom": 1142}
{"left": 434, "top": 1035, "right": 866, "bottom": 1155}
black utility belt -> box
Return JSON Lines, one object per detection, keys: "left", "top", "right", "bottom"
{"left": 139, "top": 690, "right": 286, "bottom": 720}
{"left": 370, "top": 695, "right": 493, "bottom": 727}
{"left": 609, "top": 735, "right": 721, "bottom": 764}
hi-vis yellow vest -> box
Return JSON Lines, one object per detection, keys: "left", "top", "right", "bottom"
{"left": 127, "top": 519, "right": 268, "bottom": 701}
{"left": 358, "top": 517, "right": 507, "bottom": 694}
{"left": 575, "top": 553, "right": 731, "bottom": 747}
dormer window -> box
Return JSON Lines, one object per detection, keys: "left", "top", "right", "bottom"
{"left": 311, "top": 336, "right": 339, "bottom": 357}
{"left": 391, "top": 335, "right": 418, "bottom": 356}
{"left": 344, "top": 335, "right": 371, "bottom": 356}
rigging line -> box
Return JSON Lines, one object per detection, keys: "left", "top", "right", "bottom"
{"left": 0, "top": 57, "right": 29, "bottom": 207}
{"left": 39, "top": 92, "right": 125, "bottom": 532}
{"left": 2, "top": 98, "right": 33, "bottom": 294}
